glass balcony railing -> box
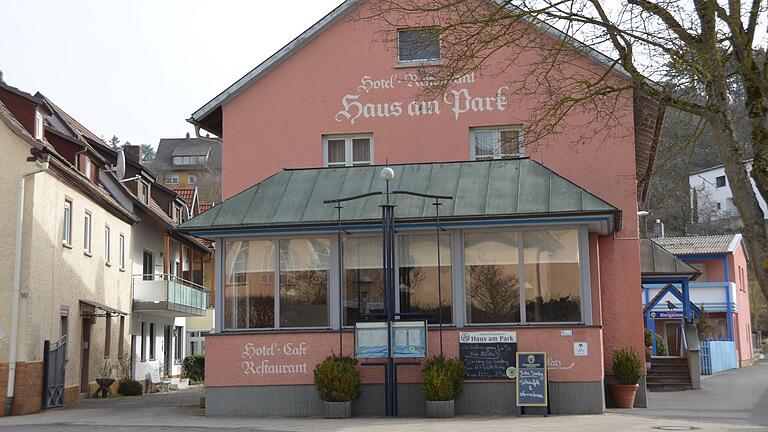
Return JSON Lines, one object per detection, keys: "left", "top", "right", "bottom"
{"left": 133, "top": 274, "right": 209, "bottom": 316}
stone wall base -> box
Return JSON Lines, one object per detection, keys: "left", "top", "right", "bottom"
{"left": 205, "top": 381, "right": 605, "bottom": 417}
{"left": 0, "top": 362, "right": 44, "bottom": 416}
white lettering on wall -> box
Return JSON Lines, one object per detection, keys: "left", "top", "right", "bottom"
{"left": 240, "top": 342, "right": 309, "bottom": 376}
{"left": 335, "top": 73, "right": 508, "bottom": 124}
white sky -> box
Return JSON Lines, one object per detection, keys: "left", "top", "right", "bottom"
{"left": 0, "top": 0, "right": 341, "bottom": 147}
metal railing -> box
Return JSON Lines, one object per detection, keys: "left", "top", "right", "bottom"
{"left": 700, "top": 339, "right": 737, "bottom": 375}
{"left": 133, "top": 274, "right": 209, "bottom": 311}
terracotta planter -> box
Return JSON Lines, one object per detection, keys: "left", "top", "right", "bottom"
{"left": 324, "top": 401, "right": 352, "bottom": 418}
{"left": 426, "top": 400, "right": 454, "bottom": 418}
{"left": 609, "top": 383, "right": 639, "bottom": 408}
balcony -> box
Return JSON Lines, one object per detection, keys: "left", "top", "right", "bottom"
{"left": 642, "top": 282, "right": 738, "bottom": 313}
{"left": 133, "top": 274, "right": 209, "bottom": 317}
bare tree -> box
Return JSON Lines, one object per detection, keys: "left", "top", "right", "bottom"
{"left": 361, "top": 0, "right": 768, "bottom": 301}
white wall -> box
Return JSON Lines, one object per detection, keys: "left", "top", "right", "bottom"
{"left": 689, "top": 162, "right": 768, "bottom": 222}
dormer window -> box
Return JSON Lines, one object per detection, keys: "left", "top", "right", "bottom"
{"left": 34, "top": 110, "right": 44, "bottom": 140}
{"left": 81, "top": 156, "right": 93, "bottom": 179}
{"left": 173, "top": 155, "right": 207, "bottom": 166}
{"left": 139, "top": 180, "right": 150, "bottom": 204}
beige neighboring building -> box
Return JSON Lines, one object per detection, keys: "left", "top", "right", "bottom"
{"left": 0, "top": 81, "right": 136, "bottom": 415}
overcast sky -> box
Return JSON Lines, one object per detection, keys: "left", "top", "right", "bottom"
{"left": 0, "top": 0, "right": 340, "bottom": 147}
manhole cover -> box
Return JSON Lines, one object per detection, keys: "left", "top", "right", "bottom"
{"left": 652, "top": 427, "right": 701, "bottom": 431}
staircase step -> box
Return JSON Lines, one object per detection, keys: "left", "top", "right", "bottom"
{"left": 647, "top": 384, "right": 693, "bottom": 392}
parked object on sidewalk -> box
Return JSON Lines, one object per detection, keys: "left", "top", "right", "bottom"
{"left": 609, "top": 347, "right": 643, "bottom": 408}
{"left": 313, "top": 355, "right": 360, "bottom": 418}
{"left": 148, "top": 370, "right": 172, "bottom": 393}
{"left": 422, "top": 356, "right": 467, "bottom": 418}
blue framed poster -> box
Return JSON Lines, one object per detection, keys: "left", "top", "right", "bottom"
{"left": 354, "top": 321, "right": 427, "bottom": 359}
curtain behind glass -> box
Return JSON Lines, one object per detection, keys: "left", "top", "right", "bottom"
{"left": 398, "top": 234, "right": 452, "bottom": 324}
{"left": 343, "top": 237, "right": 384, "bottom": 326}
{"left": 523, "top": 230, "right": 581, "bottom": 322}
{"left": 279, "top": 238, "right": 331, "bottom": 327}
{"left": 464, "top": 232, "right": 520, "bottom": 323}
{"left": 224, "top": 240, "right": 275, "bottom": 329}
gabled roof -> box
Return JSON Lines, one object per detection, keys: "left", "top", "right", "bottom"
{"left": 640, "top": 239, "right": 700, "bottom": 280}
{"left": 653, "top": 234, "right": 743, "bottom": 256}
{"left": 643, "top": 284, "right": 703, "bottom": 317}
{"left": 188, "top": 0, "right": 633, "bottom": 135}
{"left": 150, "top": 136, "right": 222, "bottom": 172}
{"left": 40, "top": 94, "right": 105, "bottom": 146}
{"left": 179, "top": 158, "right": 620, "bottom": 234}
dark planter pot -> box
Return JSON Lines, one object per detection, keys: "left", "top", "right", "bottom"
{"left": 324, "top": 401, "right": 352, "bottom": 418}
{"left": 95, "top": 378, "right": 115, "bottom": 398}
{"left": 426, "top": 400, "right": 454, "bottom": 418}
{"left": 608, "top": 383, "right": 639, "bottom": 408}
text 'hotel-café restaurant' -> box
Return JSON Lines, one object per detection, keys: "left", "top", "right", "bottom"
{"left": 179, "top": 0, "right": 665, "bottom": 416}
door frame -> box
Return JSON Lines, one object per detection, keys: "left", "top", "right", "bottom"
{"left": 80, "top": 317, "right": 92, "bottom": 393}
{"left": 163, "top": 325, "right": 172, "bottom": 377}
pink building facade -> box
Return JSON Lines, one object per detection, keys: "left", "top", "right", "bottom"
{"left": 183, "top": 0, "right": 665, "bottom": 416}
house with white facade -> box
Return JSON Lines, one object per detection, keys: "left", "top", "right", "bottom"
{"left": 689, "top": 161, "right": 768, "bottom": 226}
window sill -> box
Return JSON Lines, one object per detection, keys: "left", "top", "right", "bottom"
{"left": 394, "top": 59, "right": 442, "bottom": 69}
{"left": 119, "top": 267, "right": 126, "bottom": 272}
{"left": 84, "top": 251, "right": 92, "bottom": 257}
{"left": 140, "top": 358, "right": 147, "bottom": 362}
{"left": 105, "top": 262, "right": 112, "bottom": 267}
{"left": 63, "top": 242, "right": 72, "bottom": 249}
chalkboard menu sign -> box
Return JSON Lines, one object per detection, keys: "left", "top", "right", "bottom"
{"left": 516, "top": 352, "right": 548, "bottom": 407}
{"left": 459, "top": 332, "right": 517, "bottom": 380}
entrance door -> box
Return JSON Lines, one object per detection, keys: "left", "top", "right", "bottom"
{"left": 665, "top": 321, "right": 682, "bottom": 356}
{"left": 80, "top": 318, "right": 92, "bottom": 393}
{"left": 163, "top": 325, "right": 171, "bottom": 377}
{"left": 143, "top": 250, "right": 154, "bottom": 280}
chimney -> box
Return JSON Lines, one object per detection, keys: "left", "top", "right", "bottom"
{"left": 186, "top": 132, "right": 190, "bottom": 140}
{"left": 0, "top": 70, "right": 4, "bottom": 84}
{"left": 652, "top": 219, "right": 665, "bottom": 238}
{"left": 123, "top": 144, "right": 142, "bottom": 164}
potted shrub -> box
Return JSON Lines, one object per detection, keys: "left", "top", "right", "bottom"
{"left": 609, "top": 347, "right": 643, "bottom": 408}
{"left": 421, "top": 355, "right": 467, "bottom": 418}
{"left": 313, "top": 354, "right": 360, "bottom": 418}
{"left": 116, "top": 357, "right": 143, "bottom": 396}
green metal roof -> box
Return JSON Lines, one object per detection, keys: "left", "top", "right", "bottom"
{"left": 179, "top": 159, "right": 620, "bottom": 233}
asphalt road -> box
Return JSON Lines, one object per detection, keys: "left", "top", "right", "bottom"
{"left": 623, "top": 360, "right": 768, "bottom": 426}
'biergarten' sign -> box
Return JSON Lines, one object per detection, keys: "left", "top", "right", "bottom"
{"left": 335, "top": 73, "right": 509, "bottom": 124}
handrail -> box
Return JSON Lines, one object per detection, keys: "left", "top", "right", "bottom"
{"left": 132, "top": 273, "right": 208, "bottom": 292}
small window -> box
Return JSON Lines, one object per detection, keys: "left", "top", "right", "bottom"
{"left": 140, "top": 322, "right": 146, "bottom": 361}
{"left": 149, "top": 323, "right": 156, "bottom": 360}
{"left": 716, "top": 175, "right": 726, "bottom": 188}
{"left": 104, "top": 225, "right": 111, "bottom": 263}
{"left": 34, "top": 110, "right": 44, "bottom": 140}
{"left": 60, "top": 310, "right": 69, "bottom": 338}
{"left": 174, "top": 326, "right": 183, "bottom": 363}
{"left": 63, "top": 200, "right": 72, "bottom": 245}
{"left": 139, "top": 181, "right": 149, "bottom": 204}
{"left": 173, "top": 155, "right": 207, "bottom": 166}
{"left": 83, "top": 212, "right": 92, "bottom": 254}
{"left": 323, "top": 135, "right": 373, "bottom": 167}
{"left": 471, "top": 126, "right": 524, "bottom": 160}
{"left": 398, "top": 28, "right": 440, "bottom": 63}
{"left": 716, "top": 202, "right": 722, "bottom": 210}
{"left": 82, "top": 156, "right": 92, "bottom": 180}
{"left": 165, "top": 175, "right": 179, "bottom": 184}
{"left": 188, "top": 175, "right": 197, "bottom": 184}
{"left": 119, "top": 234, "right": 126, "bottom": 270}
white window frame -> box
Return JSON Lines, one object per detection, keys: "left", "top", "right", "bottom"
{"left": 104, "top": 225, "right": 111, "bottom": 264}
{"left": 63, "top": 199, "right": 72, "bottom": 246}
{"left": 139, "top": 180, "right": 150, "bottom": 204}
{"left": 165, "top": 175, "right": 179, "bottom": 184}
{"left": 83, "top": 156, "right": 92, "bottom": 179}
{"left": 34, "top": 110, "right": 44, "bottom": 140}
{"left": 119, "top": 233, "right": 126, "bottom": 270}
{"left": 83, "top": 211, "right": 92, "bottom": 255}
{"left": 470, "top": 125, "right": 525, "bottom": 160}
{"left": 322, "top": 134, "right": 374, "bottom": 167}
{"left": 397, "top": 28, "right": 441, "bottom": 64}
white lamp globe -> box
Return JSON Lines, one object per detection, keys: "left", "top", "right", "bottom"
{"left": 380, "top": 166, "right": 395, "bottom": 181}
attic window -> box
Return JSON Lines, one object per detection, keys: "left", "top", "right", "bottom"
{"left": 139, "top": 180, "right": 150, "bottom": 204}
{"left": 173, "top": 155, "right": 207, "bottom": 166}
{"left": 398, "top": 28, "right": 440, "bottom": 63}
{"left": 34, "top": 110, "right": 44, "bottom": 140}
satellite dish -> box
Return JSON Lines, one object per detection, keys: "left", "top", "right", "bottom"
{"left": 115, "top": 149, "right": 126, "bottom": 180}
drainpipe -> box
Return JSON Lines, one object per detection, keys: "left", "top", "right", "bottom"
{"left": 5, "top": 158, "right": 49, "bottom": 416}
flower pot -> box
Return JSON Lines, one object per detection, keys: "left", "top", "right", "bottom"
{"left": 426, "top": 399, "right": 454, "bottom": 418}
{"left": 324, "top": 401, "right": 352, "bottom": 418}
{"left": 94, "top": 378, "right": 115, "bottom": 398}
{"left": 608, "top": 383, "right": 639, "bottom": 408}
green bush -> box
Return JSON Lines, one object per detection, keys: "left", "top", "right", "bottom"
{"left": 117, "top": 379, "right": 143, "bottom": 396}
{"left": 612, "top": 347, "right": 643, "bottom": 385}
{"left": 313, "top": 354, "right": 360, "bottom": 402}
{"left": 183, "top": 355, "right": 205, "bottom": 383}
{"left": 643, "top": 329, "right": 668, "bottom": 356}
{"left": 421, "top": 356, "right": 467, "bottom": 401}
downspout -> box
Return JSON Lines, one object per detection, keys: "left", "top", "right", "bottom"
{"left": 5, "top": 158, "right": 49, "bottom": 416}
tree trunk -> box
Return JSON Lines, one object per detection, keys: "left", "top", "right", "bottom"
{"left": 710, "top": 110, "right": 768, "bottom": 303}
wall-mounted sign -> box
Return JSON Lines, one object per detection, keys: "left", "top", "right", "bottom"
{"left": 560, "top": 330, "right": 573, "bottom": 337}
{"left": 516, "top": 352, "right": 548, "bottom": 407}
{"left": 573, "top": 342, "right": 588, "bottom": 357}
{"left": 460, "top": 331, "right": 517, "bottom": 380}
{"left": 649, "top": 311, "right": 684, "bottom": 319}
{"left": 240, "top": 342, "right": 310, "bottom": 376}
{"left": 354, "top": 321, "right": 427, "bottom": 359}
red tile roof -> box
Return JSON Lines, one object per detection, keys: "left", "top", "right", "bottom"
{"left": 199, "top": 203, "right": 213, "bottom": 213}
{"left": 176, "top": 188, "right": 195, "bottom": 205}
